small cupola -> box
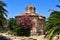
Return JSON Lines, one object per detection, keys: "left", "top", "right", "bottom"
{"left": 25, "top": 5, "right": 36, "bottom": 14}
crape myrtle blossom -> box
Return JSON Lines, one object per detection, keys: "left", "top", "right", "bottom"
{"left": 16, "top": 14, "right": 34, "bottom": 29}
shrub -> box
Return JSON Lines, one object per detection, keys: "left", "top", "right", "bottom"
{"left": 16, "top": 14, "right": 34, "bottom": 36}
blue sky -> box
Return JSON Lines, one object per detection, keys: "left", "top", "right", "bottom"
{"left": 2, "top": 0, "right": 60, "bottom": 18}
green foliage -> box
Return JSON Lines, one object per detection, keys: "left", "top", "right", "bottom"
{"left": 16, "top": 15, "right": 34, "bottom": 36}
{"left": 45, "top": 11, "right": 60, "bottom": 40}
{"left": 56, "top": 0, "right": 60, "bottom": 8}
{"left": 56, "top": 5, "right": 60, "bottom": 8}
{"left": 7, "top": 18, "right": 19, "bottom": 36}
{"left": 17, "top": 27, "right": 31, "bottom": 36}
{"left": 8, "top": 18, "right": 17, "bottom": 31}
{"left": 8, "top": 16, "right": 33, "bottom": 36}
{"left": 0, "top": 0, "right": 8, "bottom": 27}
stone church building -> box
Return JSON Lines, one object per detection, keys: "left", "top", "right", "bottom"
{"left": 16, "top": 5, "right": 45, "bottom": 36}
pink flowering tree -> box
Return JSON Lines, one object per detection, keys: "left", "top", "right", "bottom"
{"left": 16, "top": 14, "right": 34, "bottom": 36}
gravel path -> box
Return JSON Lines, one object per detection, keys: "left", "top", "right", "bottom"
{"left": 0, "top": 33, "right": 47, "bottom": 40}
{"left": 0, "top": 33, "right": 59, "bottom": 40}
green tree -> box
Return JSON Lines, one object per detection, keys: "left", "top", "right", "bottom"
{"left": 56, "top": 0, "right": 60, "bottom": 8}
{"left": 45, "top": 11, "right": 60, "bottom": 40}
{"left": 56, "top": 5, "right": 60, "bottom": 8}
{"left": 8, "top": 18, "right": 17, "bottom": 31}
{"left": 0, "top": 1, "right": 8, "bottom": 27}
{"left": 8, "top": 18, "right": 19, "bottom": 35}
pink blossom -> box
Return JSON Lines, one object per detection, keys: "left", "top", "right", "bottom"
{"left": 16, "top": 14, "right": 34, "bottom": 29}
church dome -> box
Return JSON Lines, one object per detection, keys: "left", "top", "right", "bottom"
{"left": 25, "top": 5, "right": 36, "bottom": 14}
{"left": 26, "top": 5, "right": 35, "bottom": 10}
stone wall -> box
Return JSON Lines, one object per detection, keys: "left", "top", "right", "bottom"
{"left": 30, "top": 16, "right": 45, "bottom": 36}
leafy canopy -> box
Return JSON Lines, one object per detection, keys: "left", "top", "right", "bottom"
{"left": 45, "top": 11, "right": 60, "bottom": 40}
